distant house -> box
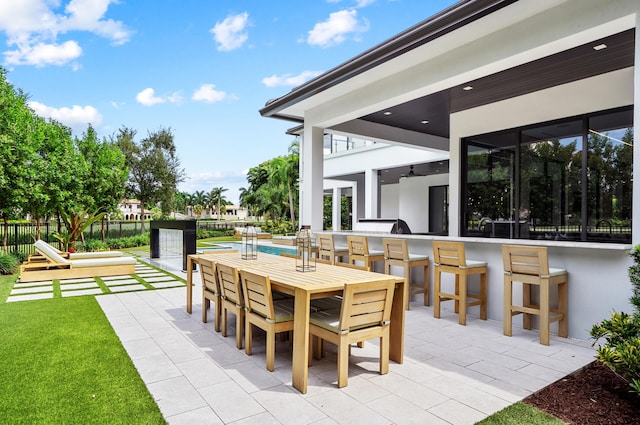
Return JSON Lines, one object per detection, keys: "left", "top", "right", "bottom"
{"left": 118, "top": 199, "right": 151, "bottom": 220}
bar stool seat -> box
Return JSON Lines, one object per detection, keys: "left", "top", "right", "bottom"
{"left": 347, "top": 235, "right": 384, "bottom": 272}
{"left": 502, "top": 244, "right": 568, "bottom": 346}
{"left": 432, "top": 240, "right": 487, "bottom": 325}
{"left": 382, "top": 238, "right": 430, "bottom": 310}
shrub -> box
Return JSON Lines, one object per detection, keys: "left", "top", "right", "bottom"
{"left": 591, "top": 246, "right": 640, "bottom": 394}
{"left": 0, "top": 253, "right": 19, "bottom": 275}
{"left": 10, "top": 250, "right": 28, "bottom": 264}
{"left": 78, "top": 239, "right": 110, "bottom": 252}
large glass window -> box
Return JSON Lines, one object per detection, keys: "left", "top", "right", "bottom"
{"left": 462, "top": 107, "right": 633, "bottom": 243}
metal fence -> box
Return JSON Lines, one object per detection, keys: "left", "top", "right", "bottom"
{"left": 1, "top": 220, "right": 256, "bottom": 256}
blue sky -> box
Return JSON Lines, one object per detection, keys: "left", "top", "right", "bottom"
{"left": 0, "top": 0, "right": 457, "bottom": 204}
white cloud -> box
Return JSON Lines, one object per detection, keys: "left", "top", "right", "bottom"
{"left": 210, "top": 12, "right": 249, "bottom": 52}
{"left": 136, "top": 88, "right": 166, "bottom": 106}
{"left": 192, "top": 84, "right": 229, "bottom": 103}
{"left": 4, "top": 40, "right": 82, "bottom": 66}
{"left": 28, "top": 100, "right": 103, "bottom": 132}
{"left": 355, "top": 0, "right": 375, "bottom": 7}
{"left": 306, "top": 10, "right": 369, "bottom": 48}
{"left": 262, "top": 70, "right": 323, "bottom": 88}
{"left": 0, "top": 0, "right": 132, "bottom": 67}
{"left": 136, "top": 88, "right": 183, "bottom": 106}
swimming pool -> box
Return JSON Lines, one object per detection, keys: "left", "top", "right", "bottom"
{"left": 199, "top": 242, "right": 296, "bottom": 256}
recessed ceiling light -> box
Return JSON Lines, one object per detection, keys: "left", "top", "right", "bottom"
{"left": 463, "top": 86, "right": 473, "bottom": 91}
{"left": 593, "top": 43, "right": 607, "bottom": 51}
{"left": 421, "top": 120, "right": 429, "bottom": 124}
{"left": 383, "top": 111, "right": 392, "bottom": 115}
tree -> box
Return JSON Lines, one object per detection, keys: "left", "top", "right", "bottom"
{"left": 268, "top": 142, "right": 299, "bottom": 230}
{"left": 209, "top": 187, "right": 228, "bottom": 221}
{"left": 0, "top": 67, "right": 36, "bottom": 252}
{"left": 114, "top": 127, "right": 185, "bottom": 233}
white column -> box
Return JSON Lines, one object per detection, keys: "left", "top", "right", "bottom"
{"left": 364, "top": 169, "right": 379, "bottom": 218}
{"left": 633, "top": 17, "right": 640, "bottom": 246}
{"left": 301, "top": 125, "right": 324, "bottom": 232}
{"left": 332, "top": 187, "right": 341, "bottom": 231}
{"left": 448, "top": 134, "right": 460, "bottom": 236}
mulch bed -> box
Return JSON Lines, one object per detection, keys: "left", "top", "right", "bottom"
{"left": 524, "top": 361, "right": 640, "bottom": 424}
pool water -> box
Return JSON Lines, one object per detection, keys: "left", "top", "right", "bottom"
{"left": 199, "top": 242, "right": 296, "bottom": 256}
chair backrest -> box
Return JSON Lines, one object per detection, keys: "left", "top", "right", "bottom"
{"left": 382, "top": 238, "right": 408, "bottom": 261}
{"left": 240, "top": 269, "right": 275, "bottom": 320}
{"left": 339, "top": 279, "right": 395, "bottom": 333}
{"left": 216, "top": 263, "right": 243, "bottom": 305}
{"left": 432, "top": 240, "right": 466, "bottom": 267}
{"left": 336, "top": 261, "right": 370, "bottom": 272}
{"left": 199, "top": 258, "right": 218, "bottom": 293}
{"left": 347, "top": 236, "right": 369, "bottom": 256}
{"left": 318, "top": 234, "right": 335, "bottom": 252}
{"left": 34, "top": 240, "right": 70, "bottom": 265}
{"left": 502, "top": 244, "right": 550, "bottom": 277}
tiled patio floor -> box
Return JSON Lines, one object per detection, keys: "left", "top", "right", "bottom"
{"left": 96, "top": 256, "right": 596, "bottom": 425}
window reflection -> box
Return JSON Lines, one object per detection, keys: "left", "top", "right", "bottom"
{"left": 462, "top": 107, "right": 632, "bottom": 243}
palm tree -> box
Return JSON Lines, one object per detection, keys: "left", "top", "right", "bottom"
{"left": 192, "top": 190, "right": 207, "bottom": 217}
{"left": 268, "top": 143, "right": 299, "bottom": 230}
{"left": 209, "top": 187, "right": 228, "bottom": 221}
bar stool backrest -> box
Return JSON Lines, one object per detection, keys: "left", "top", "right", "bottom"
{"left": 347, "top": 235, "right": 370, "bottom": 256}
{"left": 502, "top": 245, "right": 550, "bottom": 278}
{"left": 382, "top": 238, "right": 408, "bottom": 261}
{"left": 432, "top": 240, "right": 467, "bottom": 267}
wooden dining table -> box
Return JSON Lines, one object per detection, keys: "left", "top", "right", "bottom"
{"left": 185, "top": 252, "right": 406, "bottom": 394}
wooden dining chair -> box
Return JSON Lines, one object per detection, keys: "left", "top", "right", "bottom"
{"left": 200, "top": 258, "right": 221, "bottom": 332}
{"left": 432, "top": 240, "right": 487, "bottom": 325}
{"left": 318, "top": 234, "right": 349, "bottom": 265}
{"left": 383, "top": 238, "right": 430, "bottom": 310}
{"left": 502, "top": 244, "right": 568, "bottom": 345}
{"left": 308, "top": 278, "right": 396, "bottom": 388}
{"left": 347, "top": 235, "right": 384, "bottom": 272}
{"left": 240, "top": 269, "right": 295, "bottom": 371}
{"left": 216, "top": 263, "right": 244, "bottom": 349}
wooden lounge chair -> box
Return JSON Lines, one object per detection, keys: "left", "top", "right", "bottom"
{"left": 19, "top": 239, "right": 136, "bottom": 282}
{"left": 26, "top": 240, "right": 124, "bottom": 261}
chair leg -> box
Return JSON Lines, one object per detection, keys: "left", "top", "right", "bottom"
{"left": 523, "top": 283, "right": 532, "bottom": 330}
{"left": 503, "top": 276, "right": 513, "bottom": 337}
{"left": 235, "top": 310, "right": 244, "bottom": 350}
{"left": 423, "top": 264, "right": 430, "bottom": 307}
{"left": 202, "top": 298, "right": 209, "bottom": 323}
{"left": 214, "top": 302, "right": 221, "bottom": 333}
{"left": 266, "top": 330, "right": 275, "bottom": 372}
{"left": 245, "top": 321, "right": 253, "bottom": 355}
{"left": 454, "top": 274, "right": 460, "bottom": 314}
{"left": 379, "top": 329, "right": 390, "bottom": 375}
{"left": 558, "top": 280, "right": 569, "bottom": 338}
{"left": 480, "top": 271, "right": 488, "bottom": 320}
{"left": 539, "top": 280, "right": 550, "bottom": 346}
{"left": 458, "top": 272, "right": 467, "bottom": 326}
{"left": 434, "top": 268, "right": 441, "bottom": 318}
{"left": 221, "top": 309, "right": 228, "bottom": 337}
{"left": 404, "top": 265, "right": 411, "bottom": 310}
{"left": 337, "top": 335, "right": 349, "bottom": 388}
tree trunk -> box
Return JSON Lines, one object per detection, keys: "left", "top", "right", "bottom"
{"left": 287, "top": 182, "right": 296, "bottom": 230}
{"left": 101, "top": 217, "right": 106, "bottom": 242}
{"left": 2, "top": 215, "right": 8, "bottom": 254}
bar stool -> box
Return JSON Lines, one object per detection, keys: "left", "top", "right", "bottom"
{"left": 317, "top": 234, "right": 349, "bottom": 265}
{"left": 347, "top": 235, "right": 384, "bottom": 272}
{"left": 502, "top": 244, "right": 568, "bottom": 346}
{"left": 432, "top": 240, "right": 487, "bottom": 325}
{"left": 382, "top": 238, "right": 429, "bottom": 310}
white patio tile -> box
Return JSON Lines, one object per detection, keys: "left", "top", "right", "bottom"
{"left": 367, "top": 394, "right": 449, "bottom": 425}
{"left": 306, "top": 389, "right": 391, "bottom": 425}
{"left": 251, "top": 384, "right": 327, "bottom": 425}
{"left": 6, "top": 292, "right": 53, "bottom": 302}
{"left": 147, "top": 376, "right": 208, "bottom": 418}
{"left": 10, "top": 285, "right": 53, "bottom": 295}
{"left": 60, "top": 282, "right": 99, "bottom": 290}
{"left": 60, "top": 288, "right": 103, "bottom": 297}
{"left": 198, "top": 381, "right": 265, "bottom": 423}
{"left": 150, "top": 281, "right": 183, "bottom": 288}
{"left": 103, "top": 278, "right": 139, "bottom": 286}
{"left": 109, "top": 284, "right": 147, "bottom": 293}
{"left": 133, "top": 353, "right": 183, "bottom": 384}
{"left": 428, "top": 399, "right": 487, "bottom": 425}
{"left": 165, "top": 406, "right": 223, "bottom": 425}
{"left": 177, "top": 357, "right": 231, "bottom": 389}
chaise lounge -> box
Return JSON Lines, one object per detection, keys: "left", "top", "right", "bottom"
{"left": 26, "top": 240, "right": 124, "bottom": 261}
{"left": 19, "top": 240, "right": 137, "bottom": 282}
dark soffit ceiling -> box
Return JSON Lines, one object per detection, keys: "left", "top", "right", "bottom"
{"left": 359, "top": 29, "right": 635, "bottom": 139}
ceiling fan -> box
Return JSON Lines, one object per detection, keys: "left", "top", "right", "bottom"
{"left": 400, "top": 165, "right": 425, "bottom": 178}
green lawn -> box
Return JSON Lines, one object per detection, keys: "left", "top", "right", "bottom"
{"left": 0, "top": 273, "right": 166, "bottom": 425}
{"left": 476, "top": 402, "right": 564, "bottom": 425}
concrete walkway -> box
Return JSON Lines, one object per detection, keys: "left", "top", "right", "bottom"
{"left": 96, "top": 256, "right": 595, "bottom": 425}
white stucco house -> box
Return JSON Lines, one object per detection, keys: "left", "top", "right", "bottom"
{"left": 260, "top": 0, "right": 640, "bottom": 340}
